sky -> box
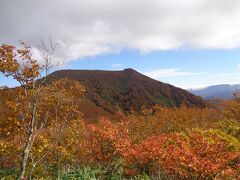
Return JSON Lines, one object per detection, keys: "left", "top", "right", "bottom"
{"left": 1, "top": 0, "right": 240, "bottom": 89}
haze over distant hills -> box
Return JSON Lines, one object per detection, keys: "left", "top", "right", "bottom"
{"left": 48, "top": 68, "right": 207, "bottom": 119}
{"left": 189, "top": 84, "right": 240, "bottom": 100}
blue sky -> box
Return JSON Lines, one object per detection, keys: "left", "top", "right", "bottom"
{"left": 1, "top": 48, "right": 240, "bottom": 89}
{"left": 59, "top": 48, "right": 240, "bottom": 89}
{"left": 1, "top": 0, "right": 240, "bottom": 89}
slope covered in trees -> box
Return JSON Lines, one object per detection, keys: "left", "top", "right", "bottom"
{"left": 0, "top": 43, "right": 239, "bottom": 179}
{"left": 48, "top": 68, "right": 207, "bottom": 115}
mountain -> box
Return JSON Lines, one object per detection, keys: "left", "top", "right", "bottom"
{"left": 48, "top": 68, "right": 207, "bottom": 119}
{"left": 189, "top": 84, "right": 240, "bottom": 99}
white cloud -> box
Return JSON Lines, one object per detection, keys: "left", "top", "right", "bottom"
{"left": 111, "top": 64, "right": 122, "bottom": 68}
{"left": 174, "top": 72, "right": 240, "bottom": 89}
{"left": 144, "top": 68, "right": 202, "bottom": 79}
{"left": 1, "top": 0, "right": 240, "bottom": 62}
{"left": 238, "top": 64, "right": 240, "bottom": 69}
{"left": 142, "top": 69, "right": 240, "bottom": 89}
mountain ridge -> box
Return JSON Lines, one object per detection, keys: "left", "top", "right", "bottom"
{"left": 48, "top": 68, "right": 207, "bottom": 119}
{"left": 189, "top": 84, "right": 240, "bottom": 99}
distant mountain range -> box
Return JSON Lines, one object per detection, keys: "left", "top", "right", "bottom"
{"left": 189, "top": 84, "right": 240, "bottom": 99}
{"left": 48, "top": 68, "right": 207, "bottom": 119}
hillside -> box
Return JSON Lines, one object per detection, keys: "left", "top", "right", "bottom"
{"left": 189, "top": 84, "right": 240, "bottom": 99}
{"left": 48, "top": 68, "right": 207, "bottom": 118}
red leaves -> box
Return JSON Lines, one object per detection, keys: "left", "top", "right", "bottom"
{"left": 86, "top": 119, "right": 240, "bottom": 179}
{"left": 0, "top": 43, "right": 239, "bottom": 178}
{"left": 86, "top": 118, "right": 131, "bottom": 163}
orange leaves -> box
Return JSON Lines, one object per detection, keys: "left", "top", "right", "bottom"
{"left": 0, "top": 136, "right": 22, "bottom": 168}
{"left": 0, "top": 43, "right": 239, "bottom": 178}
{"left": 84, "top": 119, "right": 240, "bottom": 179}
{"left": 0, "top": 43, "right": 41, "bottom": 87}
{"left": 126, "top": 130, "right": 239, "bottom": 178}
{"left": 0, "top": 102, "right": 239, "bottom": 178}
{"left": 0, "top": 45, "right": 19, "bottom": 75}
{"left": 86, "top": 118, "right": 131, "bottom": 164}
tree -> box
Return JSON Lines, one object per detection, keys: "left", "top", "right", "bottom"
{"left": 0, "top": 42, "right": 84, "bottom": 179}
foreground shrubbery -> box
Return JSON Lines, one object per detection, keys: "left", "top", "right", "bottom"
{"left": 0, "top": 104, "right": 240, "bottom": 179}
{"left": 86, "top": 118, "right": 240, "bottom": 179}
{"left": 0, "top": 42, "right": 239, "bottom": 179}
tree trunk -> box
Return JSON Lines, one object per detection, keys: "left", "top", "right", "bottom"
{"left": 19, "top": 133, "right": 33, "bottom": 179}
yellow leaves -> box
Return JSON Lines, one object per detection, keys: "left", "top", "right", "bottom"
{"left": 83, "top": 118, "right": 240, "bottom": 179}
{"left": 1, "top": 43, "right": 239, "bottom": 178}
{"left": 1, "top": 104, "right": 239, "bottom": 179}
{"left": 0, "top": 43, "right": 41, "bottom": 87}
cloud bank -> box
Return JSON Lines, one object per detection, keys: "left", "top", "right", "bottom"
{"left": 1, "top": 0, "right": 240, "bottom": 62}
{"left": 144, "top": 69, "right": 202, "bottom": 78}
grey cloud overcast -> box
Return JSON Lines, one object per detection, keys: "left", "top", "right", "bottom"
{"left": 1, "top": 0, "right": 240, "bottom": 62}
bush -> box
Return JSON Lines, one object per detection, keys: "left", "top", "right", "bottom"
{"left": 218, "top": 119, "right": 240, "bottom": 140}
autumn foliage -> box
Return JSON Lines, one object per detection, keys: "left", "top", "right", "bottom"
{"left": 0, "top": 43, "right": 240, "bottom": 179}
{"left": 1, "top": 97, "right": 240, "bottom": 179}
{"left": 84, "top": 117, "right": 239, "bottom": 179}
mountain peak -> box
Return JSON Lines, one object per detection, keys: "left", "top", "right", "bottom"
{"left": 48, "top": 69, "right": 207, "bottom": 117}
{"left": 123, "top": 68, "right": 136, "bottom": 72}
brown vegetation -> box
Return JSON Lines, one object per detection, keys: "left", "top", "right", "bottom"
{"left": 48, "top": 68, "right": 207, "bottom": 116}
{"left": 0, "top": 43, "right": 239, "bottom": 179}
